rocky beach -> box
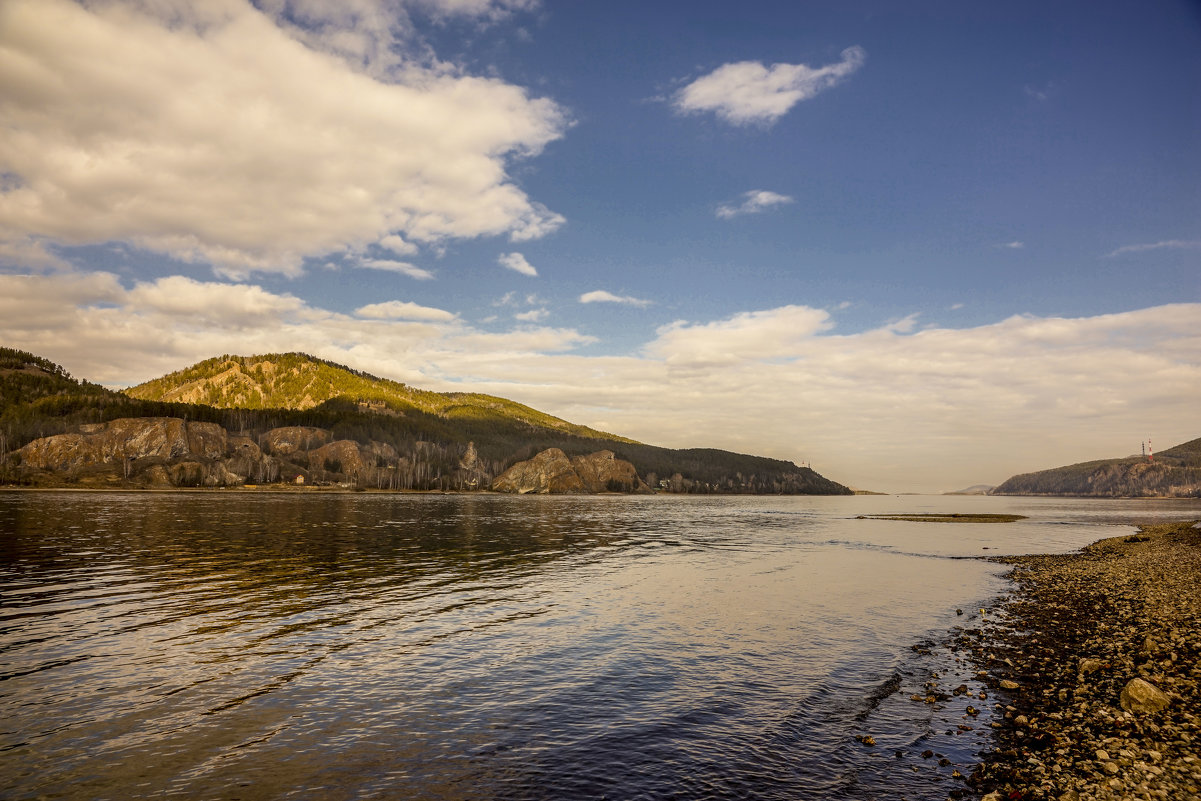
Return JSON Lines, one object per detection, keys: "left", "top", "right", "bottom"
{"left": 962, "top": 520, "right": 1201, "bottom": 801}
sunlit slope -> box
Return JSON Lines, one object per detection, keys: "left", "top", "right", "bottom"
{"left": 124, "top": 352, "right": 638, "bottom": 444}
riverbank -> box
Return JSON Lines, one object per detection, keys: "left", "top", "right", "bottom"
{"left": 961, "top": 520, "right": 1201, "bottom": 801}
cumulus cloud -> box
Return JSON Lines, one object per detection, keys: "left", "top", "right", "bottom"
{"left": 674, "top": 46, "right": 865, "bottom": 125}
{"left": 514, "top": 308, "right": 549, "bottom": 322}
{"left": 355, "top": 300, "right": 457, "bottom": 321}
{"left": 646, "top": 306, "right": 834, "bottom": 366}
{"left": 716, "top": 190, "right": 795, "bottom": 219}
{"left": 2, "top": 271, "right": 1198, "bottom": 494}
{"left": 0, "top": 271, "right": 590, "bottom": 387}
{"left": 1105, "top": 240, "right": 1201, "bottom": 258}
{"left": 377, "top": 235, "right": 420, "bottom": 257}
{"left": 579, "top": 290, "right": 652, "bottom": 307}
{"left": 0, "top": 0, "right": 567, "bottom": 278}
{"left": 498, "top": 252, "right": 538, "bottom": 277}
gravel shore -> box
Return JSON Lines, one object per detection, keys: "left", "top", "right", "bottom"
{"left": 961, "top": 520, "right": 1201, "bottom": 801}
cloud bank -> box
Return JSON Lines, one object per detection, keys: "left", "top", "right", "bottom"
{"left": 3, "top": 271, "right": 1197, "bottom": 493}
{"left": 0, "top": 0, "right": 567, "bottom": 278}
{"left": 674, "top": 46, "right": 865, "bottom": 125}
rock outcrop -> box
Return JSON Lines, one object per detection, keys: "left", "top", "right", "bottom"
{"left": 16, "top": 417, "right": 242, "bottom": 486}
{"left": 259, "top": 426, "right": 331, "bottom": 456}
{"left": 491, "top": 448, "right": 646, "bottom": 494}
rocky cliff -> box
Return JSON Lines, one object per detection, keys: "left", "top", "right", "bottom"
{"left": 10, "top": 417, "right": 408, "bottom": 489}
{"left": 491, "top": 448, "right": 647, "bottom": 494}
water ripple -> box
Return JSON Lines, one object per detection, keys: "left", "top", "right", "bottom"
{"left": 1, "top": 492, "right": 1197, "bottom": 799}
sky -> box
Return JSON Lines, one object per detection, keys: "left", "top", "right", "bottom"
{"left": 0, "top": 0, "right": 1199, "bottom": 493}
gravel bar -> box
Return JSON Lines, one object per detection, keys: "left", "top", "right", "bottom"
{"left": 961, "top": 520, "right": 1201, "bottom": 801}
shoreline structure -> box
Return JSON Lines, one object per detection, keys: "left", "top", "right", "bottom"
{"left": 962, "top": 520, "right": 1201, "bottom": 801}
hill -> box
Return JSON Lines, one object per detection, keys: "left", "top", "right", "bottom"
{"left": 990, "top": 438, "right": 1201, "bottom": 498}
{"left": 2, "top": 349, "right": 851, "bottom": 495}
{"left": 125, "top": 353, "right": 633, "bottom": 443}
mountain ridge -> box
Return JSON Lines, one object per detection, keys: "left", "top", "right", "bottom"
{"left": 125, "top": 352, "right": 637, "bottom": 444}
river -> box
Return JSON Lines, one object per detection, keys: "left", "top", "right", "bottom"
{"left": 2, "top": 491, "right": 1198, "bottom": 800}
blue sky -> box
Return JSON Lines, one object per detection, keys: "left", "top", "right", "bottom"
{"left": 1, "top": 0, "right": 1198, "bottom": 491}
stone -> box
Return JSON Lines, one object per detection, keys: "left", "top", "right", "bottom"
{"left": 1000, "top": 679, "right": 1020, "bottom": 690}
{"left": 1079, "top": 658, "right": 1104, "bottom": 675}
{"left": 1119, "top": 677, "right": 1171, "bottom": 714}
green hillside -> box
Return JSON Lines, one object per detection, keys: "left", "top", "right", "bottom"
{"left": 3, "top": 348, "right": 851, "bottom": 494}
{"left": 991, "top": 437, "right": 1201, "bottom": 497}
{"left": 126, "top": 353, "right": 635, "bottom": 444}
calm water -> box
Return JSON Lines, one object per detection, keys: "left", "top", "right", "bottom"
{"left": 2, "top": 491, "right": 1199, "bottom": 800}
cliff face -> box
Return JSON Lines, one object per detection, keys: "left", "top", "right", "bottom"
{"left": 992, "top": 437, "right": 1201, "bottom": 498}
{"left": 491, "top": 448, "right": 647, "bottom": 494}
{"left": 17, "top": 418, "right": 241, "bottom": 487}
{"left": 10, "top": 417, "right": 407, "bottom": 489}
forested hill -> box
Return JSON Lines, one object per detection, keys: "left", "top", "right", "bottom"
{"left": 1, "top": 347, "right": 851, "bottom": 495}
{"left": 126, "top": 353, "right": 633, "bottom": 444}
{"left": 990, "top": 437, "right": 1201, "bottom": 498}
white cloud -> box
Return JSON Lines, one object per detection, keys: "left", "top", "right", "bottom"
{"left": 998, "top": 241, "right": 1025, "bottom": 249}
{"left": 355, "top": 300, "right": 457, "bottom": 321}
{"left": 0, "top": 0, "right": 566, "bottom": 278}
{"left": 579, "top": 290, "right": 652, "bottom": 307}
{"left": 1105, "top": 240, "right": 1201, "bottom": 258}
{"left": 498, "top": 252, "right": 538, "bottom": 277}
{"left": 125, "top": 276, "right": 305, "bottom": 327}
{"left": 514, "top": 308, "right": 548, "bottom": 322}
{"left": 646, "top": 305, "right": 834, "bottom": 366}
{"left": 377, "top": 235, "right": 419, "bottom": 257}
{"left": 360, "top": 259, "right": 436, "bottom": 280}
{"left": 674, "top": 46, "right": 865, "bottom": 125}
{"left": 3, "top": 271, "right": 1198, "bottom": 495}
{"left": 716, "top": 190, "right": 795, "bottom": 219}
{"left": 0, "top": 270, "right": 590, "bottom": 386}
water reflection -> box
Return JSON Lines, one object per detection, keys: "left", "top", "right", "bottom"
{"left": 1, "top": 492, "right": 1198, "bottom": 800}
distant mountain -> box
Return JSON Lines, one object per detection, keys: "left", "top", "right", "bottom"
{"left": 991, "top": 438, "right": 1201, "bottom": 498}
{"left": 125, "top": 353, "right": 632, "bottom": 444}
{"left": 3, "top": 348, "right": 851, "bottom": 495}
{"left": 945, "top": 484, "right": 994, "bottom": 495}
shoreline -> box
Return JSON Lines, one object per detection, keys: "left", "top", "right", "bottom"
{"left": 960, "top": 520, "right": 1201, "bottom": 801}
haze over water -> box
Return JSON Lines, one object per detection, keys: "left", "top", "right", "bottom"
{"left": 3, "top": 492, "right": 1199, "bottom": 800}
